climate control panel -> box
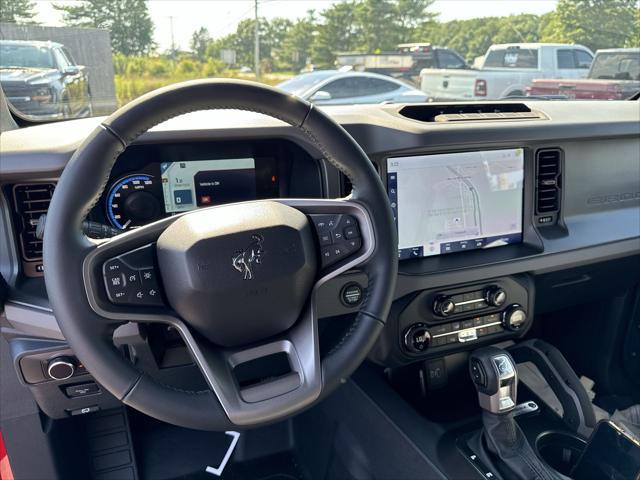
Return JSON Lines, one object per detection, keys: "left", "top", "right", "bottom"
{"left": 398, "top": 277, "right": 532, "bottom": 357}
{"left": 432, "top": 285, "right": 507, "bottom": 318}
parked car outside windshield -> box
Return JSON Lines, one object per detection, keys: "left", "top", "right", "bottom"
{"left": 0, "top": 0, "right": 638, "bottom": 122}
{"left": 277, "top": 71, "right": 428, "bottom": 105}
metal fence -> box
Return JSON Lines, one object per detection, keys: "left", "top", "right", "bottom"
{"left": 0, "top": 22, "right": 117, "bottom": 114}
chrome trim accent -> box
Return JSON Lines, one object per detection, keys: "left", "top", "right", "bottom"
{"left": 431, "top": 321, "right": 502, "bottom": 338}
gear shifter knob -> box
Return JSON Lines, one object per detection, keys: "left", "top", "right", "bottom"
{"left": 469, "top": 346, "right": 517, "bottom": 414}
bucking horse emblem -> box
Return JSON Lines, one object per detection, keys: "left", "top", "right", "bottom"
{"left": 232, "top": 234, "right": 265, "bottom": 280}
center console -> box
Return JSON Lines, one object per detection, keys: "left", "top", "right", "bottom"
{"left": 370, "top": 275, "right": 533, "bottom": 366}
{"left": 401, "top": 278, "right": 530, "bottom": 355}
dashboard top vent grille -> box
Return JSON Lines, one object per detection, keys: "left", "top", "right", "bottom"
{"left": 535, "top": 149, "right": 561, "bottom": 215}
{"left": 12, "top": 183, "right": 55, "bottom": 261}
{"left": 399, "top": 103, "right": 544, "bottom": 123}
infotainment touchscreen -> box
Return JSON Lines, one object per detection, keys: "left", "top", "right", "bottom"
{"left": 387, "top": 149, "right": 524, "bottom": 259}
{"left": 160, "top": 158, "right": 256, "bottom": 213}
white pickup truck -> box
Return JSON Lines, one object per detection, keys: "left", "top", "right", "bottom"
{"left": 420, "top": 43, "right": 594, "bottom": 101}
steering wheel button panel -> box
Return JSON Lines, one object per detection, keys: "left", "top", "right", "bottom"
{"left": 102, "top": 244, "right": 164, "bottom": 307}
{"left": 311, "top": 214, "right": 362, "bottom": 268}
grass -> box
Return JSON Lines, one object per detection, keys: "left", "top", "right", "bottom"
{"left": 114, "top": 71, "right": 294, "bottom": 107}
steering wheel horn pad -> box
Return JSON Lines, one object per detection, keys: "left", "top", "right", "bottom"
{"left": 44, "top": 79, "right": 397, "bottom": 430}
{"left": 157, "top": 201, "right": 317, "bottom": 347}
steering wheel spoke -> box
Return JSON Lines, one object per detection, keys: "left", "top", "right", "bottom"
{"left": 162, "top": 297, "right": 322, "bottom": 426}
{"left": 278, "top": 198, "right": 375, "bottom": 282}
{"left": 82, "top": 215, "right": 180, "bottom": 323}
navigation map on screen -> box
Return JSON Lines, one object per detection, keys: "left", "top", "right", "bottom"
{"left": 387, "top": 149, "right": 524, "bottom": 259}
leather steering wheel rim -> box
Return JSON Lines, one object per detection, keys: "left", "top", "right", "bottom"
{"left": 43, "top": 79, "right": 397, "bottom": 430}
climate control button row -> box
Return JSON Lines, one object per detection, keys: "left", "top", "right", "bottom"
{"left": 403, "top": 305, "right": 527, "bottom": 353}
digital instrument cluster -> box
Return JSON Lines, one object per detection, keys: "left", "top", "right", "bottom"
{"left": 103, "top": 156, "right": 280, "bottom": 231}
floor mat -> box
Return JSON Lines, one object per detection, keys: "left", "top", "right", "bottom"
{"left": 129, "top": 411, "right": 309, "bottom": 480}
{"left": 184, "top": 452, "right": 307, "bottom": 480}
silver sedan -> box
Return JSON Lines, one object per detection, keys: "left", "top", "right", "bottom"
{"left": 277, "top": 70, "right": 428, "bottom": 105}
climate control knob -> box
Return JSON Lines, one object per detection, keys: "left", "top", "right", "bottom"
{"left": 404, "top": 323, "right": 431, "bottom": 353}
{"left": 502, "top": 305, "right": 527, "bottom": 331}
{"left": 47, "top": 356, "right": 76, "bottom": 380}
{"left": 433, "top": 296, "right": 456, "bottom": 317}
{"left": 486, "top": 286, "right": 507, "bottom": 307}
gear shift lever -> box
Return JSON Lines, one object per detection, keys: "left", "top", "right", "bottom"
{"left": 468, "top": 347, "right": 567, "bottom": 480}
{"left": 470, "top": 347, "right": 518, "bottom": 414}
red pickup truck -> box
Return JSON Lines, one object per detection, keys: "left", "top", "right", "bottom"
{"left": 527, "top": 48, "right": 640, "bottom": 100}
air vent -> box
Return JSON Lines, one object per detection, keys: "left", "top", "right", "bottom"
{"left": 535, "top": 149, "right": 562, "bottom": 216}
{"left": 12, "top": 183, "right": 55, "bottom": 261}
{"left": 399, "top": 103, "right": 544, "bottom": 123}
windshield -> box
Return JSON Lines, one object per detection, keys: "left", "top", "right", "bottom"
{"left": 484, "top": 48, "right": 539, "bottom": 69}
{"left": 590, "top": 52, "right": 640, "bottom": 80}
{"left": 277, "top": 71, "right": 338, "bottom": 95}
{"left": 1, "top": 0, "right": 638, "bottom": 121}
{"left": 0, "top": 44, "right": 55, "bottom": 69}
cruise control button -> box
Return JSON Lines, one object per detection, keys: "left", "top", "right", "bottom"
{"left": 125, "top": 271, "right": 139, "bottom": 284}
{"left": 104, "top": 259, "right": 124, "bottom": 273}
{"left": 106, "top": 272, "right": 125, "bottom": 289}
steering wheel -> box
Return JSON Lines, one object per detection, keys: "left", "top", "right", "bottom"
{"left": 43, "top": 80, "right": 397, "bottom": 430}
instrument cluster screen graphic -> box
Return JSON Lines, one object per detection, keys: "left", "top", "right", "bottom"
{"left": 161, "top": 158, "right": 256, "bottom": 213}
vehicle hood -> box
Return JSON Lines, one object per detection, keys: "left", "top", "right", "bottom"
{"left": 0, "top": 67, "right": 58, "bottom": 85}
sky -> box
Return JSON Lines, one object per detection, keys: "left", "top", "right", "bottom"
{"left": 34, "top": 0, "right": 559, "bottom": 52}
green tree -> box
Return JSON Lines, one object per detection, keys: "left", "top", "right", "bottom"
{"left": 277, "top": 11, "right": 317, "bottom": 71}
{"left": 0, "top": 0, "right": 38, "bottom": 23}
{"left": 394, "top": 0, "right": 437, "bottom": 43}
{"left": 53, "top": 0, "right": 154, "bottom": 56}
{"left": 190, "top": 26, "right": 212, "bottom": 61}
{"left": 541, "top": 0, "right": 639, "bottom": 51}
{"left": 354, "top": 0, "right": 398, "bottom": 52}
{"left": 312, "top": 1, "right": 360, "bottom": 67}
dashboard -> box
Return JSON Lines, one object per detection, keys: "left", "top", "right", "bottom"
{"left": 1, "top": 102, "right": 639, "bottom": 397}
